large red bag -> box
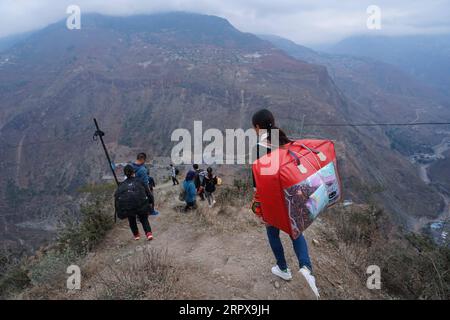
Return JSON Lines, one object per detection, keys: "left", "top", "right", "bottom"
{"left": 252, "top": 139, "right": 342, "bottom": 239}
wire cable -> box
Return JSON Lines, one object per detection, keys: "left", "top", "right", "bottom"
{"left": 0, "top": 120, "right": 449, "bottom": 151}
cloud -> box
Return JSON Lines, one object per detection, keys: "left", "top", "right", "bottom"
{"left": 0, "top": 0, "right": 449, "bottom": 45}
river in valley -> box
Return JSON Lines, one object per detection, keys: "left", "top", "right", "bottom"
{"left": 412, "top": 136, "right": 450, "bottom": 246}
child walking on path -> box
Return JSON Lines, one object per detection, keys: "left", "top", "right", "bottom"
{"left": 203, "top": 167, "right": 218, "bottom": 208}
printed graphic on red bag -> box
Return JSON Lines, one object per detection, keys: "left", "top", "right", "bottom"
{"left": 284, "top": 162, "right": 340, "bottom": 239}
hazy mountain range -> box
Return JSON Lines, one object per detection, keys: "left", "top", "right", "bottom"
{"left": 326, "top": 34, "right": 450, "bottom": 98}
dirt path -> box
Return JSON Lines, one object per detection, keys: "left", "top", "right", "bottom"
{"left": 63, "top": 182, "right": 382, "bottom": 300}
{"left": 72, "top": 182, "right": 320, "bottom": 300}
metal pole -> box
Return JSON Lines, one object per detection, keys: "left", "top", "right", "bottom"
{"left": 93, "top": 118, "right": 119, "bottom": 222}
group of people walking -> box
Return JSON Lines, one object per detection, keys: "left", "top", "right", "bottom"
{"left": 180, "top": 164, "right": 219, "bottom": 211}
{"left": 113, "top": 109, "right": 319, "bottom": 298}
{"left": 115, "top": 155, "right": 220, "bottom": 240}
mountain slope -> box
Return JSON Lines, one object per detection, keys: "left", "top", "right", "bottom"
{"left": 0, "top": 12, "right": 445, "bottom": 250}
{"left": 260, "top": 35, "right": 450, "bottom": 153}
{"left": 260, "top": 34, "right": 450, "bottom": 227}
{"left": 6, "top": 180, "right": 448, "bottom": 300}
{"left": 9, "top": 181, "right": 389, "bottom": 300}
{"left": 260, "top": 34, "right": 449, "bottom": 121}
{"left": 326, "top": 34, "right": 450, "bottom": 97}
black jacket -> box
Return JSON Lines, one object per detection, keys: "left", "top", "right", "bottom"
{"left": 202, "top": 174, "right": 217, "bottom": 193}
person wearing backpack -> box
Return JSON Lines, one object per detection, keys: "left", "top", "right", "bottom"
{"left": 203, "top": 167, "right": 218, "bottom": 208}
{"left": 170, "top": 164, "right": 180, "bottom": 186}
{"left": 131, "top": 153, "right": 159, "bottom": 216}
{"left": 183, "top": 170, "right": 197, "bottom": 212}
{"left": 193, "top": 164, "right": 206, "bottom": 201}
{"left": 251, "top": 109, "right": 319, "bottom": 299}
{"left": 131, "top": 153, "right": 150, "bottom": 189}
{"left": 115, "top": 165, "right": 154, "bottom": 241}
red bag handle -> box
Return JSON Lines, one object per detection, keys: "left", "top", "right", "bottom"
{"left": 290, "top": 141, "right": 321, "bottom": 154}
{"left": 288, "top": 149, "right": 301, "bottom": 166}
{"left": 286, "top": 141, "right": 325, "bottom": 173}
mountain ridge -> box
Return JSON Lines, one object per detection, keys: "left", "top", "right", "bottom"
{"left": 326, "top": 34, "right": 450, "bottom": 97}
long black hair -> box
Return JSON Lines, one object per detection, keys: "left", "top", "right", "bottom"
{"left": 124, "top": 164, "right": 135, "bottom": 178}
{"left": 206, "top": 167, "right": 213, "bottom": 178}
{"left": 252, "top": 109, "right": 291, "bottom": 146}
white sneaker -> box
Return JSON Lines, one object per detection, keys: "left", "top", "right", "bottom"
{"left": 299, "top": 267, "right": 320, "bottom": 299}
{"left": 271, "top": 265, "right": 292, "bottom": 281}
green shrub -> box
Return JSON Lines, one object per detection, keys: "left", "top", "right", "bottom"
{"left": 375, "top": 234, "right": 450, "bottom": 299}
{"left": 327, "top": 205, "right": 450, "bottom": 299}
{"left": 77, "top": 183, "right": 116, "bottom": 195}
{"left": 28, "top": 250, "right": 78, "bottom": 287}
{"left": 0, "top": 250, "right": 12, "bottom": 276}
{"left": 0, "top": 183, "right": 116, "bottom": 299}
{"left": 0, "top": 264, "right": 31, "bottom": 299}
{"left": 57, "top": 201, "right": 114, "bottom": 257}
{"left": 332, "top": 205, "right": 383, "bottom": 246}
{"left": 216, "top": 176, "right": 253, "bottom": 205}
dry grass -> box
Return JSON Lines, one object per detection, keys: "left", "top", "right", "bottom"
{"left": 185, "top": 175, "right": 260, "bottom": 233}
{"left": 162, "top": 175, "right": 260, "bottom": 234}
{"left": 324, "top": 204, "right": 450, "bottom": 300}
{"left": 92, "top": 247, "right": 180, "bottom": 300}
{"left": 7, "top": 179, "right": 448, "bottom": 300}
{"left": 192, "top": 204, "right": 261, "bottom": 234}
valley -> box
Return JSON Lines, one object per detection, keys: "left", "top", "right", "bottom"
{"left": 412, "top": 135, "right": 450, "bottom": 245}
{"left": 0, "top": 9, "right": 448, "bottom": 301}
{"left": 0, "top": 12, "right": 449, "bottom": 255}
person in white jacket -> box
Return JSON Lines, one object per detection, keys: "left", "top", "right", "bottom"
{"left": 170, "top": 164, "right": 179, "bottom": 185}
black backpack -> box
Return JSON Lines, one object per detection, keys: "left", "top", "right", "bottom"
{"left": 175, "top": 168, "right": 180, "bottom": 175}
{"left": 148, "top": 176, "right": 156, "bottom": 189}
{"left": 114, "top": 178, "right": 149, "bottom": 219}
{"left": 205, "top": 175, "right": 217, "bottom": 193}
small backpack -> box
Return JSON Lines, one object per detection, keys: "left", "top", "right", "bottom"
{"left": 114, "top": 178, "right": 149, "bottom": 219}
{"left": 205, "top": 175, "right": 217, "bottom": 193}
{"left": 194, "top": 170, "right": 205, "bottom": 188}
{"left": 175, "top": 168, "right": 180, "bottom": 175}
{"left": 200, "top": 171, "right": 208, "bottom": 185}
{"left": 148, "top": 176, "right": 156, "bottom": 189}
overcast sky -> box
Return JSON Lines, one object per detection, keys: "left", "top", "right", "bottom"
{"left": 1, "top": 0, "right": 450, "bottom": 45}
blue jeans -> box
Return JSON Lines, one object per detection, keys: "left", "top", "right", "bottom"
{"left": 266, "top": 226, "right": 312, "bottom": 271}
